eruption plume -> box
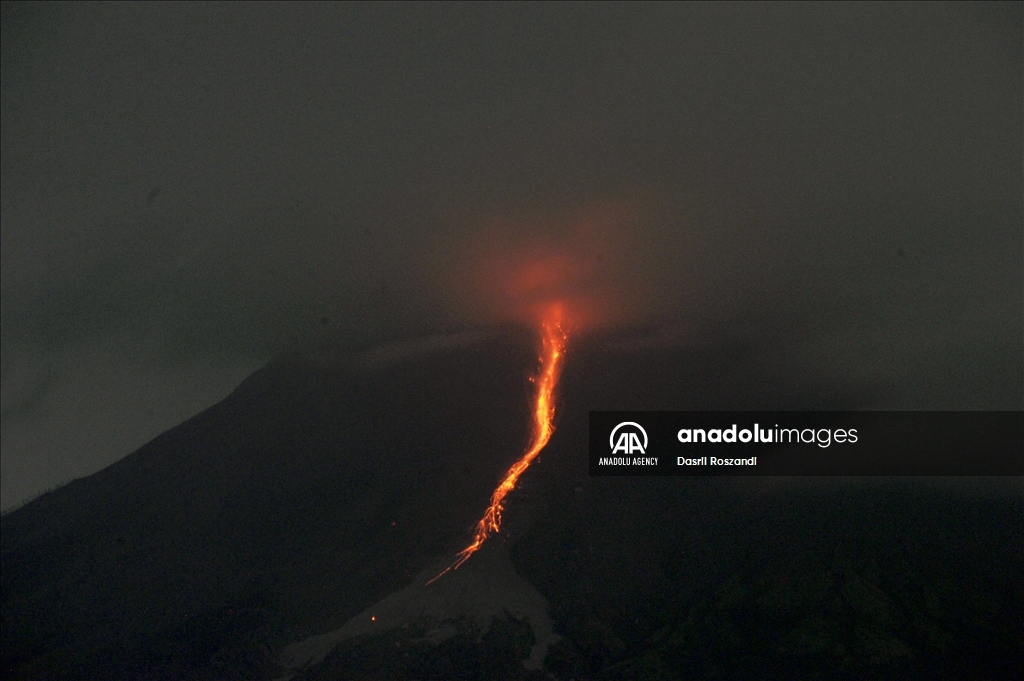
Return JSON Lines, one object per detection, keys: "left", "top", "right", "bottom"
{"left": 428, "top": 302, "right": 569, "bottom": 584}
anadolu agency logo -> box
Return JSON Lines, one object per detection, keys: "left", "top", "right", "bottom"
{"left": 610, "top": 422, "right": 648, "bottom": 455}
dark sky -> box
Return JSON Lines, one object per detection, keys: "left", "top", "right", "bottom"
{"left": 2, "top": 2, "right": 1021, "bottom": 510}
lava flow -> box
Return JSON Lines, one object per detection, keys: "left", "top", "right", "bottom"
{"left": 428, "top": 303, "right": 569, "bottom": 584}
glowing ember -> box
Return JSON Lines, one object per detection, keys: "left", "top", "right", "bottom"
{"left": 428, "top": 303, "right": 569, "bottom": 584}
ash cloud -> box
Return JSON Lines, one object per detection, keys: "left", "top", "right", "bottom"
{"left": 2, "top": 3, "right": 1021, "bottom": 507}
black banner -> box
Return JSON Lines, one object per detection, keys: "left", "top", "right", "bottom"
{"left": 588, "top": 411, "right": 1023, "bottom": 476}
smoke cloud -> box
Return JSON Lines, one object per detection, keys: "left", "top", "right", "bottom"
{"left": 2, "top": 3, "right": 1020, "bottom": 508}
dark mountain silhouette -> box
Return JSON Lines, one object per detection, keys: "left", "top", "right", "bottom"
{"left": 3, "top": 328, "right": 1021, "bottom": 680}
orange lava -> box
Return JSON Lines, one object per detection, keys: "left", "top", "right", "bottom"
{"left": 428, "top": 303, "right": 568, "bottom": 584}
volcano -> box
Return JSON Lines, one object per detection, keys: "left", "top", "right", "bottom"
{"left": 2, "top": 328, "right": 1021, "bottom": 680}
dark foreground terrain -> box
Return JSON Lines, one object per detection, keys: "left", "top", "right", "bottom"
{"left": 3, "top": 329, "right": 1021, "bottom": 680}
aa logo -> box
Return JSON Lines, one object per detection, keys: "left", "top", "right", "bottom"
{"left": 609, "top": 422, "right": 648, "bottom": 455}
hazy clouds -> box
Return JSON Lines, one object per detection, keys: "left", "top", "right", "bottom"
{"left": 2, "top": 3, "right": 1021, "bottom": 508}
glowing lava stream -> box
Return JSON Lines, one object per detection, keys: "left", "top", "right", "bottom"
{"left": 428, "top": 304, "right": 569, "bottom": 585}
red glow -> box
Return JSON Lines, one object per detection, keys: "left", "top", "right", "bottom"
{"left": 445, "top": 201, "right": 647, "bottom": 334}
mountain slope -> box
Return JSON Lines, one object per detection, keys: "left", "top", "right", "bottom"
{"left": 3, "top": 328, "right": 1021, "bottom": 680}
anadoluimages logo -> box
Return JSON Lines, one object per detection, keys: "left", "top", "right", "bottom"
{"left": 610, "top": 422, "right": 648, "bottom": 454}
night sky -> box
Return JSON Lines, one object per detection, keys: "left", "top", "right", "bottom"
{"left": 2, "top": 3, "right": 1021, "bottom": 510}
